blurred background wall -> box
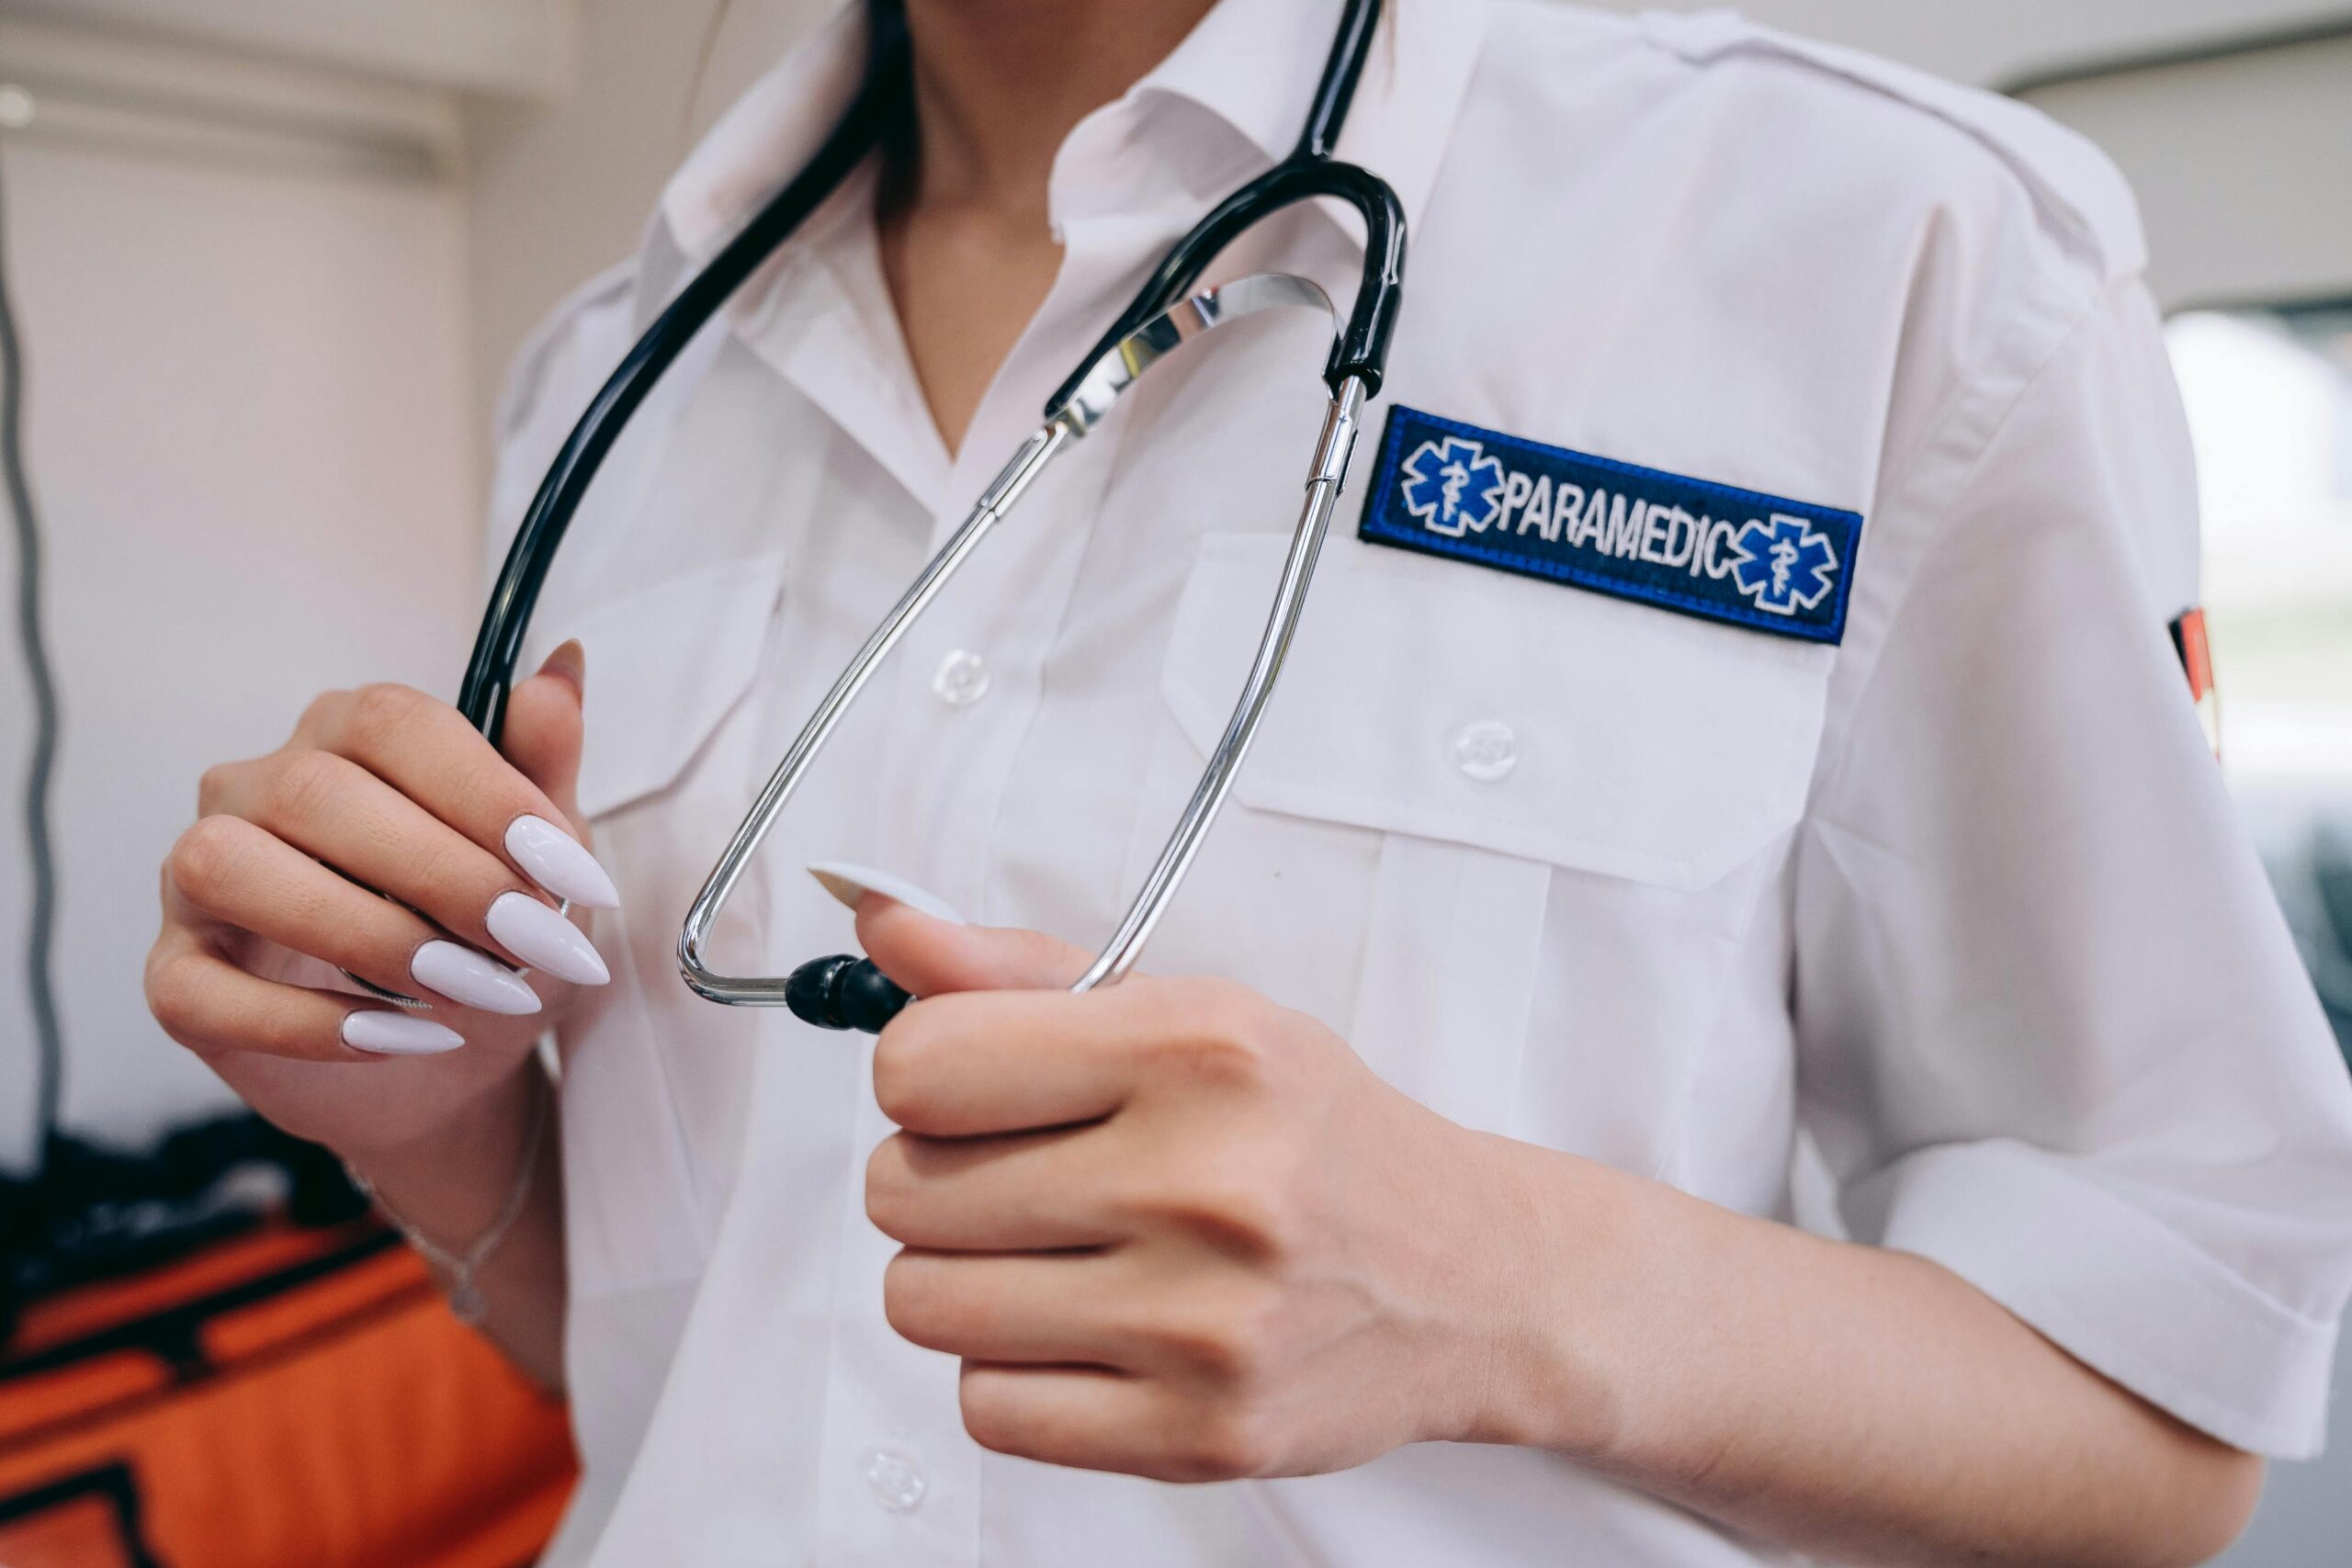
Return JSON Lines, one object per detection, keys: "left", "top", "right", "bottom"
{"left": 0, "top": 2, "right": 2347, "bottom": 1561}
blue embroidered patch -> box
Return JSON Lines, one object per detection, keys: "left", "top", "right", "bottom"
{"left": 1359, "top": 407, "right": 1862, "bottom": 645}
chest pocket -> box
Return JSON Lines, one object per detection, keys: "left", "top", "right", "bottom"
{"left": 1144, "top": 533, "right": 1829, "bottom": 1134}
{"left": 545, "top": 554, "right": 787, "bottom": 1296}
{"left": 570, "top": 554, "right": 788, "bottom": 821}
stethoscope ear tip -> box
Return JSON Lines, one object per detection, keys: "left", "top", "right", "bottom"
{"left": 785, "top": 953, "right": 912, "bottom": 1034}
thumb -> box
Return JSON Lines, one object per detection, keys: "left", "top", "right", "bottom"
{"left": 501, "top": 639, "right": 588, "bottom": 829}
{"left": 851, "top": 886, "right": 1091, "bottom": 1000}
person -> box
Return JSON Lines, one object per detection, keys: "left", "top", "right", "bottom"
{"left": 143, "top": 0, "right": 2352, "bottom": 1563}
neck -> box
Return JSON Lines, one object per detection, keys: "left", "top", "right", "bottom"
{"left": 893, "top": 0, "right": 1219, "bottom": 218}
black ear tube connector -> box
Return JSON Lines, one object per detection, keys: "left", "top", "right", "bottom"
{"left": 786, "top": 954, "right": 912, "bottom": 1033}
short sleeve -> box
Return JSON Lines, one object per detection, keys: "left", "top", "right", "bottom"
{"left": 1793, "top": 279, "right": 2352, "bottom": 1458}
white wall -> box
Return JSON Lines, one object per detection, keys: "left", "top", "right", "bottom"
{"left": 5, "top": 0, "right": 580, "bottom": 99}
{"left": 461, "top": 0, "right": 828, "bottom": 423}
{"left": 0, "top": 96, "right": 480, "bottom": 1166}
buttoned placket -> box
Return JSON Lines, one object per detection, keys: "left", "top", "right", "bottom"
{"left": 667, "top": 28, "right": 1412, "bottom": 1558}
{"left": 849, "top": 150, "right": 1242, "bottom": 1568}
{"left": 677, "top": 183, "right": 965, "bottom": 1568}
{"left": 796, "top": 104, "right": 1389, "bottom": 1562}
{"left": 708, "top": 105, "right": 1230, "bottom": 1568}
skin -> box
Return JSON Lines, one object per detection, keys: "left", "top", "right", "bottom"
{"left": 145, "top": 2, "right": 2265, "bottom": 1561}
{"left": 858, "top": 899, "right": 2264, "bottom": 1566}
{"left": 876, "top": 0, "right": 1220, "bottom": 449}
{"left": 145, "top": 650, "right": 583, "bottom": 1388}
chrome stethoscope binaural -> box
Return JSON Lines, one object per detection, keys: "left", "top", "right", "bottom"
{"left": 369, "top": 0, "right": 1407, "bottom": 1033}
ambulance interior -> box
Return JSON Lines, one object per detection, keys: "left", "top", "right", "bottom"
{"left": 0, "top": 1, "right": 2347, "bottom": 1562}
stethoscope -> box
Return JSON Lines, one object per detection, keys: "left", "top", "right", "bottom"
{"left": 358, "top": 0, "right": 1405, "bottom": 1033}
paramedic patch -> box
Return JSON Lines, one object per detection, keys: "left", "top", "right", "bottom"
{"left": 1360, "top": 407, "right": 1863, "bottom": 645}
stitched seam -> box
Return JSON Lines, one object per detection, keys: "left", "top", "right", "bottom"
{"left": 1400, "top": 402, "right": 1867, "bottom": 519}
{"left": 1807, "top": 817, "right": 2345, "bottom": 1346}
{"left": 1893, "top": 1140, "right": 2337, "bottom": 1454}
{"left": 2006, "top": 1288, "right": 2319, "bottom": 1458}
{"left": 1361, "top": 516, "right": 1849, "bottom": 643}
{"left": 1806, "top": 283, "right": 2117, "bottom": 816}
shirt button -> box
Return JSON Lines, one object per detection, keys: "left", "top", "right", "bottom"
{"left": 933, "top": 649, "right": 991, "bottom": 707}
{"left": 1453, "top": 720, "right": 1520, "bottom": 784}
{"left": 863, "top": 1447, "right": 927, "bottom": 1513}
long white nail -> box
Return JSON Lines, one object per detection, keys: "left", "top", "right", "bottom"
{"left": 505, "top": 816, "right": 620, "bottom": 909}
{"left": 344, "top": 1010, "right": 464, "bottom": 1056}
{"left": 412, "top": 941, "right": 542, "bottom": 1017}
{"left": 487, "top": 891, "right": 610, "bottom": 986}
{"left": 808, "top": 862, "right": 965, "bottom": 924}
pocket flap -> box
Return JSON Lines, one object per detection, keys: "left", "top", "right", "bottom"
{"left": 556, "top": 553, "right": 786, "bottom": 819}
{"left": 1162, "top": 534, "right": 1828, "bottom": 890}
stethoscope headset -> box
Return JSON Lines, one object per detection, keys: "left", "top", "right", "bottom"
{"left": 357, "top": 0, "right": 1407, "bottom": 1032}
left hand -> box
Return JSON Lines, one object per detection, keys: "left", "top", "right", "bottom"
{"left": 857, "top": 897, "right": 1562, "bottom": 1483}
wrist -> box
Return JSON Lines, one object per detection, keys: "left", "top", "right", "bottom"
{"left": 345, "top": 1058, "right": 548, "bottom": 1247}
{"left": 1438, "top": 1133, "right": 1657, "bottom": 1463}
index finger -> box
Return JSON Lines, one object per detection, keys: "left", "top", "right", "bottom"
{"left": 303, "top": 683, "right": 613, "bottom": 908}
{"left": 874, "top": 986, "right": 1159, "bottom": 1138}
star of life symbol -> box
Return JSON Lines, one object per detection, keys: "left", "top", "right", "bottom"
{"left": 1727, "top": 513, "right": 1840, "bottom": 617}
{"left": 1399, "top": 436, "right": 1509, "bottom": 538}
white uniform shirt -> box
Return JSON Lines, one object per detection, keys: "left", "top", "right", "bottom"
{"left": 489, "top": 2, "right": 2352, "bottom": 1562}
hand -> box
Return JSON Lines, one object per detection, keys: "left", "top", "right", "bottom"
{"left": 857, "top": 898, "right": 1555, "bottom": 1483}
{"left": 144, "top": 645, "right": 617, "bottom": 1160}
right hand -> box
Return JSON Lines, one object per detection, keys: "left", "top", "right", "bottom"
{"left": 145, "top": 643, "right": 616, "bottom": 1159}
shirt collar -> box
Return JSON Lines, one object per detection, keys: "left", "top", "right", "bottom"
{"left": 656, "top": 4, "right": 857, "bottom": 265}
{"left": 1138, "top": 0, "right": 1486, "bottom": 242}
{"left": 652, "top": 0, "right": 1486, "bottom": 278}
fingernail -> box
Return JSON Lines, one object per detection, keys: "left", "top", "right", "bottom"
{"left": 539, "top": 637, "right": 586, "bottom": 700}
{"left": 343, "top": 1010, "right": 465, "bottom": 1056}
{"left": 808, "top": 862, "right": 965, "bottom": 924}
{"left": 506, "top": 815, "right": 621, "bottom": 909}
{"left": 488, "top": 891, "right": 610, "bottom": 986}
{"left": 412, "top": 941, "right": 542, "bottom": 1017}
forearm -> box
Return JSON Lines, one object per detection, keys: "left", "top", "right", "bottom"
{"left": 345, "top": 1061, "right": 568, "bottom": 1392}
{"left": 1471, "top": 1139, "right": 2261, "bottom": 1568}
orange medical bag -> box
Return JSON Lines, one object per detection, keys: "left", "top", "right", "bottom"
{"left": 0, "top": 1216, "right": 576, "bottom": 1568}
